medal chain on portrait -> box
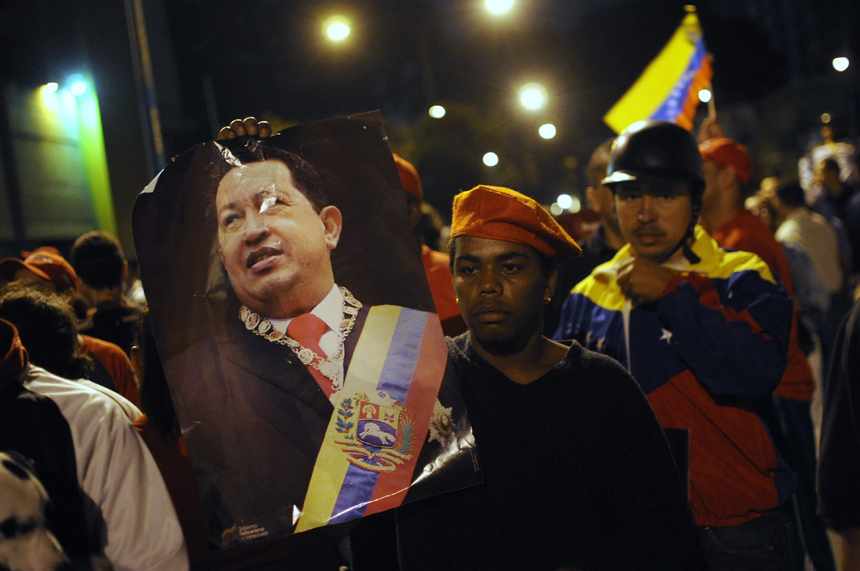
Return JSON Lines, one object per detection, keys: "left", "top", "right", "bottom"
{"left": 239, "top": 287, "right": 362, "bottom": 391}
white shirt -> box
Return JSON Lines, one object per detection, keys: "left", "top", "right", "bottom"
{"left": 775, "top": 208, "right": 843, "bottom": 293}
{"left": 24, "top": 366, "right": 189, "bottom": 571}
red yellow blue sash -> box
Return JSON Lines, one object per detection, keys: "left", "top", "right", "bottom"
{"left": 295, "top": 305, "right": 447, "bottom": 532}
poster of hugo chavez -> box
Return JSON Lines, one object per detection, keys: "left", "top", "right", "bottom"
{"left": 133, "top": 111, "right": 481, "bottom": 550}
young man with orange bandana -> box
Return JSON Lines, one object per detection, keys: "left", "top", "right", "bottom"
{"left": 396, "top": 184, "right": 701, "bottom": 570}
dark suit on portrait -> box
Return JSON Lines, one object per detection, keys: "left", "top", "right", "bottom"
{"left": 164, "top": 290, "right": 477, "bottom": 548}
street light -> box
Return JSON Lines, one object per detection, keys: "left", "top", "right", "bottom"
{"left": 539, "top": 123, "right": 556, "bottom": 139}
{"left": 483, "top": 152, "right": 499, "bottom": 167}
{"left": 557, "top": 194, "right": 573, "bottom": 209}
{"left": 698, "top": 89, "right": 712, "bottom": 103}
{"left": 323, "top": 16, "right": 351, "bottom": 42}
{"left": 429, "top": 105, "right": 446, "bottom": 119}
{"left": 486, "top": 0, "right": 514, "bottom": 15}
{"left": 833, "top": 57, "right": 850, "bottom": 72}
{"left": 519, "top": 83, "right": 547, "bottom": 110}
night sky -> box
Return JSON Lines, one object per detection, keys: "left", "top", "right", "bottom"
{"left": 3, "top": 0, "right": 857, "bottom": 216}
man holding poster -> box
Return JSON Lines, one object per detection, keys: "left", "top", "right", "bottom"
{"left": 133, "top": 113, "right": 479, "bottom": 552}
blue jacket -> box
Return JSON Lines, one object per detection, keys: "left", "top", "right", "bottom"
{"left": 555, "top": 226, "right": 796, "bottom": 527}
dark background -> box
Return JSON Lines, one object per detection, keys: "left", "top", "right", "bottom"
{"left": 1, "top": 0, "right": 858, "bottom": 254}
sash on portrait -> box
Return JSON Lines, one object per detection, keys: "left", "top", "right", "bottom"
{"left": 295, "top": 305, "right": 447, "bottom": 532}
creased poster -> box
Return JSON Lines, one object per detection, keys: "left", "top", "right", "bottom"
{"left": 133, "top": 111, "right": 481, "bottom": 549}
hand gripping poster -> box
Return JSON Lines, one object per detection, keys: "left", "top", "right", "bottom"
{"left": 133, "top": 112, "right": 481, "bottom": 550}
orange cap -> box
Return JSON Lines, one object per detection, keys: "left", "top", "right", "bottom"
{"left": 393, "top": 154, "right": 423, "bottom": 202}
{"left": 451, "top": 185, "right": 581, "bottom": 263}
{"left": 0, "top": 250, "right": 78, "bottom": 292}
{"left": 699, "top": 138, "right": 753, "bottom": 186}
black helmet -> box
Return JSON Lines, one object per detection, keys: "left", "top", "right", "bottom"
{"left": 602, "top": 120, "right": 704, "bottom": 193}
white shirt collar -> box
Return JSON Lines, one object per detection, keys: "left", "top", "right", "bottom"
{"left": 267, "top": 283, "right": 343, "bottom": 335}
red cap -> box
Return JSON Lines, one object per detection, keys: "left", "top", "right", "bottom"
{"left": 451, "top": 185, "right": 581, "bottom": 264}
{"left": 393, "top": 154, "right": 423, "bottom": 202}
{"left": 699, "top": 138, "right": 753, "bottom": 186}
{"left": 0, "top": 250, "right": 78, "bottom": 292}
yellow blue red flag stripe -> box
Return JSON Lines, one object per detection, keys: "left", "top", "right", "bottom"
{"left": 604, "top": 8, "right": 713, "bottom": 133}
{"left": 296, "top": 305, "right": 446, "bottom": 532}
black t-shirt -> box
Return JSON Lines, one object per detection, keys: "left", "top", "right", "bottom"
{"left": 396, "top": 334, "right": 702, "bottom": 571}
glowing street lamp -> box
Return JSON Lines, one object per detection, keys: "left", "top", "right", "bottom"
{"left": 323, "top": 16, "right": 351, "bottom": 42}
{"left": 519, "top": 83, "right": 547, "bottom": 110}
{"left": 833, "top": 57, "right": 850, "bottom": 72}
{"left": 557, "top": 194, "right": 573, "bottom": 210}
{"left": 539, "top": 123, "right": 556, "bottom": 139}
{"left": 429, "top": 105, "right": 446, "bottom": 119}
{"left": 483, "top": 152, "right": 499, "bottom": 167}
{"left": 698, "top": 89, "right": 712, "bottom": 103}
{"left": 486, "top": 0, "right": 514, "bottom": 15}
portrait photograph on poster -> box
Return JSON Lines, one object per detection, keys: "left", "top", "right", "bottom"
{"left": 133, "top": 111, "right": 481, "bottom": 549}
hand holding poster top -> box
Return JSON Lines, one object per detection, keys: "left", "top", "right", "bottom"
{"left": 133, "top": 112, "right": 480, "bottom": 549}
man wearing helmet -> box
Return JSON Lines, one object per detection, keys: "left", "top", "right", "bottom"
{"left": 554, "top": 120, "right": 802, "bottom": 570}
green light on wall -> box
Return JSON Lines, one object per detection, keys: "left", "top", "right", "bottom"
{"left": 32, "top": 75, "right": 117, "bottom": 236}
{"left": 73, "top": 76, "right": 116, "bottom": 236}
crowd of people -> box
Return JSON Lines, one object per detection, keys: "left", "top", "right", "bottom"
{"left": 1, "top": 114, "right": 859, "bottom": 571}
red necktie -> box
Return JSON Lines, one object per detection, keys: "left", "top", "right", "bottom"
{"left": 287, "top": 313, "right": 334, "bottom": 397}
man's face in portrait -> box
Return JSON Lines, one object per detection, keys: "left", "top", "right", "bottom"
{"left": 216, "top": 159, "right": 342, "bottom": 319}
{"left": 614, "top": 180, "right": 693, "bottom": 264}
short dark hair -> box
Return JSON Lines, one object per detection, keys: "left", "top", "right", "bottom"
{"left": 776, "top": 180, "right": 807, "bottom": 208}
{"left": 70, "top": 231, "right": 125, "bottom": 290}
{"left": 0, "top": 283, "right": 92, "bottom": 380}
{"left": 213, "top": 139, "right": 329, "bottom": 216}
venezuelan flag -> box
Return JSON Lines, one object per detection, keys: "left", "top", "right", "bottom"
{"left": 604, "top": 7, "right": 713, "bottom": 133}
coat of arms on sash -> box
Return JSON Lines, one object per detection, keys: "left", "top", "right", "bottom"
{"left": 334, "top": 392, "right": 415, "bottom": 472}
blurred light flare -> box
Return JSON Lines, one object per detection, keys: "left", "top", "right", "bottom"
{"left": 833, "top": 57, "right": 849, "bottom": 72}
{"left": 68, "top": 74, "right": 87, "bottom": 96}
{"left": 557, "top": 194, "right": 573, "bottom": 209}
{"left": 698, "top": 89, "right": 712, "bottom": 103}
{"left": 323, "top": 16, "right": 351, "bottom": 42}
{"left": 41, "top": 83, "right": 59, "bottom": 107}
{"left": 429, "top": 105, "right": 446, "bottom": 118}
{"left": 486, "top": 0, "right": 514, "bottom": 15}
{"left": 71, "top": 82, "right": 87, "bottom": 96}
{"left": 550, "top": 203, "right": 563, "bottom": 216}
{"left": 483, "top": 152, "right": 499, "bottom": 167}
{"left": 519, "top": 83, "right": 547, "bottom": 110}
{"left": 539, "top": 123, "right": 556, "bottom": 139}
